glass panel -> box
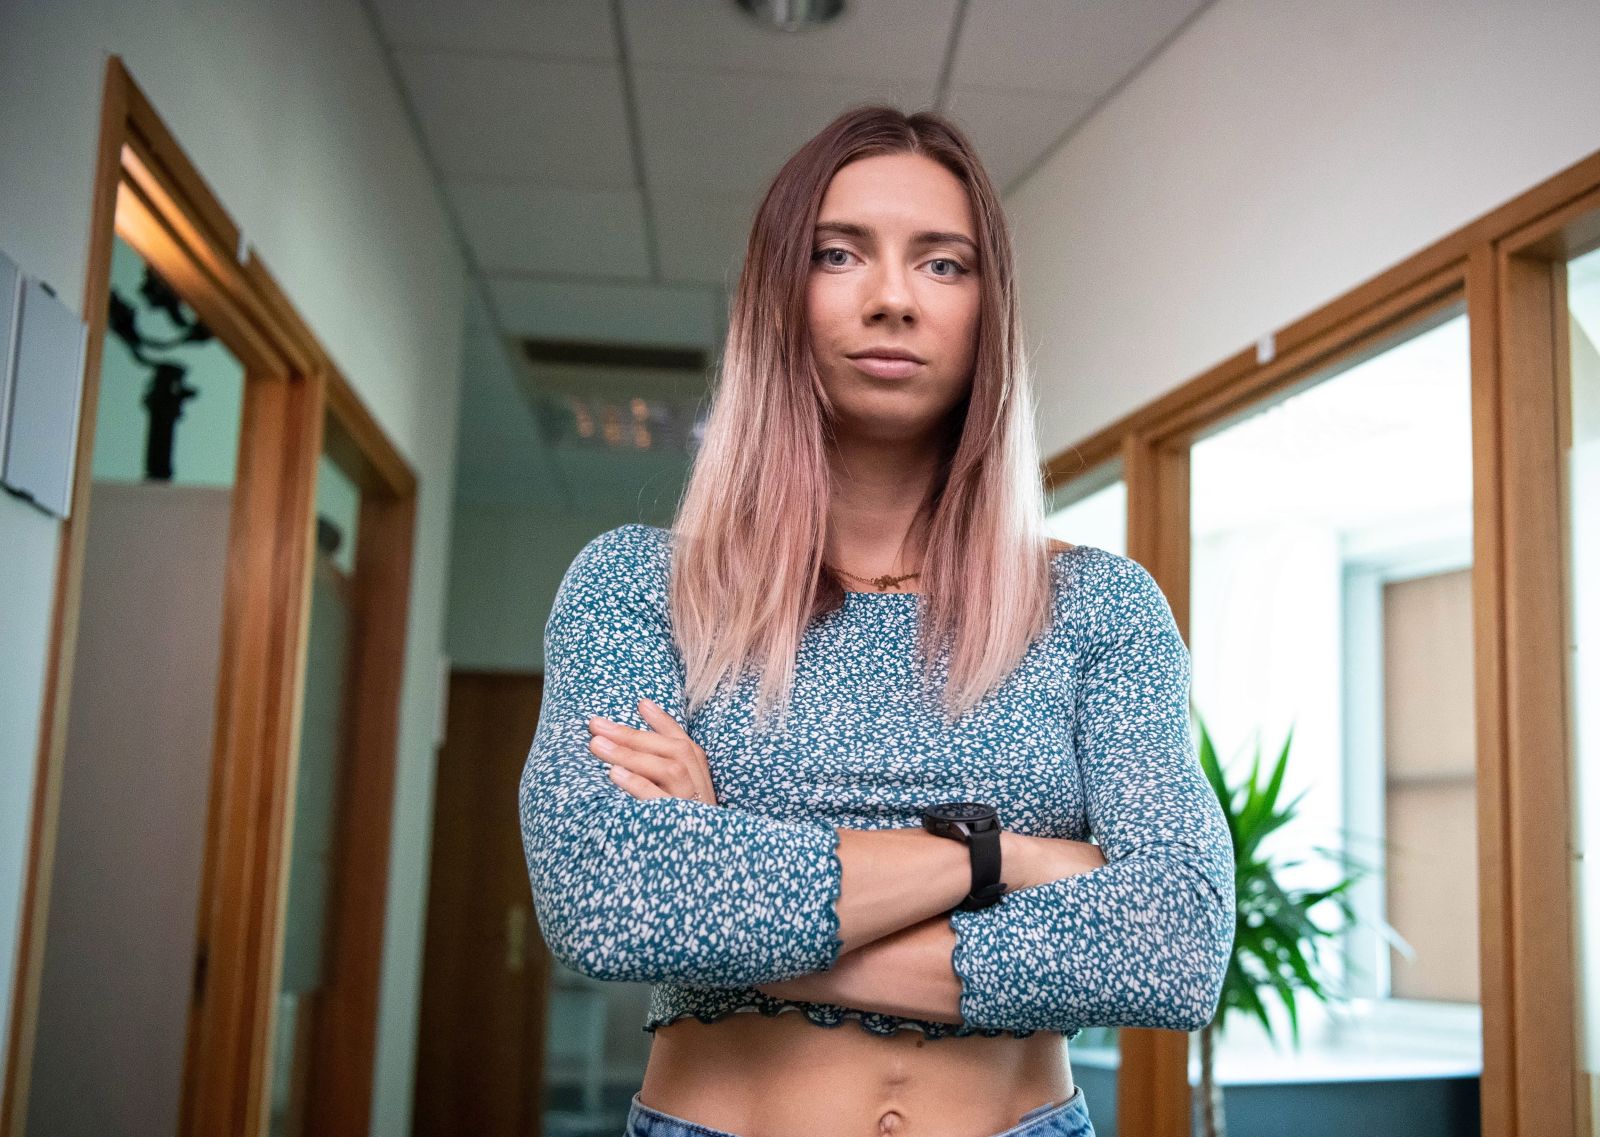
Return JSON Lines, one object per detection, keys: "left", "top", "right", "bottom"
{"left": 1047, "top": 467, "right": 1127, "bottom": 557}
{"left": 314, "top": 452, "right": 361, "bottom": 576}
{"left": 27, "top": 234, "right": 246, "bottom": 1134}
{"left": 92, "top": 235, "right": 244, "bottom": 485}
{"left": 1188, "top": 309, "right": 1481, "bottom": 1134}
{"left": 1566, "top": 242, "right": 1600, "bottom": 1133}
{"left": 542, "top": 968, "right": 650, "bottom": 1134}
{"left": 267, "top": 456, "right": 359, "bottom": 1137}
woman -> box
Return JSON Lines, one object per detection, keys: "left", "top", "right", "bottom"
{"left": 518, "top": 106, "right": 1235, "bottom": 1137}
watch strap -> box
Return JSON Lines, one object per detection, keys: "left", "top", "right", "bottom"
{"left": 956, "top": 822, "right": 1007, "bottom": 911}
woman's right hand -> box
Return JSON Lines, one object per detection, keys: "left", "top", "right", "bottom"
{"left": 1000, "top": 831, "right": 1106, "bottom": 893}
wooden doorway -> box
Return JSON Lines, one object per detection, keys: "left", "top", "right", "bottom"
{"left": 414, "top": 671, "right": 551, "bottom": 1137}
{"left": 1, "top": 56, "right": 416, "bottom": 1137}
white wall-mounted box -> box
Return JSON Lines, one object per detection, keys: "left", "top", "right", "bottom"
{"left": 0, "top": 251, "right": 20, "bottom": 471}
{"left": 1, "top": 264, "right": 87, "bottom": 519}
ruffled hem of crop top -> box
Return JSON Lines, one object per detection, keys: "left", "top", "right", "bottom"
{"left": 642, "top": 986, "right": 1083, "bottom": 1041}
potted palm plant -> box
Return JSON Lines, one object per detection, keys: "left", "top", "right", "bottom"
{"left": 1190, "top": 709, "right": 1409, "bottom": 1137}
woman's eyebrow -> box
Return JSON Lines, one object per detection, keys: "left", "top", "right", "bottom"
{"left": 814, "top": 220, "right": 978, "bottom": 257}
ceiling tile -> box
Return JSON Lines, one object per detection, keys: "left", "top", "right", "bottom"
{"left": 370, "top": 0, "right": 614, "bottom": 59}
{"left": 373, "top": 0, "right": 1222, "bottom": 508}
{"left": 450, "top": 181, "right": 651, "bottom": 278}
{"left": 952, "top": 0, "right": 1209, "bottom": 95}
{"left": 633, "top": 65, "right": 936, "bottom": 192}
{"left": 651, "top": 185, "right": 762, "bottom": 287}
{"left": 942, "top": 86, "right": 1100, "bottom": 191}
{"left": 394, "top": 48, "right": 635, "bottom": 186}
{"left": 489, "top": 276, "right": 723, "bottom": 349}
{"left": 622, "top": 0, "right": 958, "bottom": 85}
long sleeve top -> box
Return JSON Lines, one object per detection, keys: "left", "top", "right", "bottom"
{"left": 517, "top": 523, "right": 1235, "bottom": 1040}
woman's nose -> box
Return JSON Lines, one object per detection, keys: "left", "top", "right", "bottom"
{"left": 865, "top": 261, "right": 917, "bottom": 322}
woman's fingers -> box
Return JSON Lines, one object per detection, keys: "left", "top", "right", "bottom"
{"left": 637, "top": 697, "right": 689, "bottom": 737}
{"left": 587, "top": 713, "right": 677, "bottom": 759}
{"left": 591, "top": 734, "right": 711, "bottom": 802}
{"left": 587, "top": 700, "right": 720, "bottom": 805}
{"left": 589, "top": 734, "right": 675, "bottom": 785}
{"left": 606, "top": 764, "right": 669, "bottom": 799}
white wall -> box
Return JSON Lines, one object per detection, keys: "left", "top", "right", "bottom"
{"left": 447, "top": 505, "right": 658, "bottom": 673}
{"left": 1010, "top": 0, "right": 1600, "bottom": 456}
{"left": 0, "top": 3, "right": 466, "bottom": 1134}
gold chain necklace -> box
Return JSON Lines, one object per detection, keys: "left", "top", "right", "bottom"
{"left": 826, "top": 564, "right": 922, "bottom": 592}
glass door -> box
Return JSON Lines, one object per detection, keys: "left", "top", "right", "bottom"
{"left": 27, "top": 233, "right": 247, "bottom": 1136}
{"left": 1186, "top": 307, "right": 1481, "bottom": 1136}
{"left": 1563, "top": 240, "right": 1600, "bottom": 1135}
{"left": 266, "top": 453, "right": 363, "bottom": 1136}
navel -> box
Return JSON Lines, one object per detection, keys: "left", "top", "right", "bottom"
{"left": 878, "top": 1109, "right": 905, "bottom": 1134}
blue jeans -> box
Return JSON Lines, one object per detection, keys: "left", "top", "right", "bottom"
{"left": 624, "top": 1085, "right": 1096, "bottom": 1137}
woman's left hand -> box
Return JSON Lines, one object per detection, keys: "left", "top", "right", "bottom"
{"left": 587, "top": 697, "right": 719, "bottom": 805}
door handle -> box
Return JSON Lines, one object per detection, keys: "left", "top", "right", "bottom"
{"left": 505, "top": 904, "right": 529, "bottom": 973}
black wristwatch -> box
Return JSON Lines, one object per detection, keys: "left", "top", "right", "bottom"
{"left": 921, "top": 802, "right": 1008, "bottom": 911}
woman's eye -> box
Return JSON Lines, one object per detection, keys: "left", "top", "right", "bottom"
{"left": 810, "top": 248, "right": 969, "bottom": 276}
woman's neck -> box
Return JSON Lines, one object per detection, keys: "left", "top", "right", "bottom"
{"left": 825, "top": 435, "right": 941, "bottom": 581}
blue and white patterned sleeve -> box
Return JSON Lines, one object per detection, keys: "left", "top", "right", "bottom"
{"left": 517, "top": 525, "right": 846, "bottom": 987}
{"left": 947, "top": 553, "right": 1235, "bottom": 1033}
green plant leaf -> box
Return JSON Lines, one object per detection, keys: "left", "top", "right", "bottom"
{"left": 1232, "top": 968, "right": 1280, "bottom": 1049}
{"left": 1194, "top": 712, "right": 1239, "bottom": 834}
{"left": 1195, "top": 710, "right": 1405, "bottom": 1055}
{"left": 1259, "top": 724, "right": 1295, "bottom": 818}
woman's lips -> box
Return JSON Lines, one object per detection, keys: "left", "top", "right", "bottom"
{"left": 848, "top": 355, "right": 924, "bottom": 379}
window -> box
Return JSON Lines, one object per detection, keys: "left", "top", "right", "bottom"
{"left": 1563, "top": 241, "right": 1600, "bottom": 1130}
{"left": 1187, "top": 309, "right": 1481, "bottom": 1101}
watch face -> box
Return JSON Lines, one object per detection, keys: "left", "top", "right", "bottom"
{"left": 926, "top": 802, "right": 996, "bottom": 824}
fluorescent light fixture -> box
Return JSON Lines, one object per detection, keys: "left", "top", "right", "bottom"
{"left": 734, "top": 0, "right": 846, "bottom": 33}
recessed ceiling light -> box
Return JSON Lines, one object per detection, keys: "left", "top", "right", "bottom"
{"left": 734, "top": 0, "right": 846, "bottom": 33}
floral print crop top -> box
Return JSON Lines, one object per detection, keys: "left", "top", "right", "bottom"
{"left": 517, "top": 524, "right": 1235, "bottom": 1040}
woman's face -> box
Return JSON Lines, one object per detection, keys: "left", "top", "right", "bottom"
{"left": 806, "top": 152, "right": 981, "bottom": 446}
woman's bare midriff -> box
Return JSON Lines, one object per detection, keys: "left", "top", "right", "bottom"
{"left": 638, "top": 1010, "right": 1074, "bottom": 1137}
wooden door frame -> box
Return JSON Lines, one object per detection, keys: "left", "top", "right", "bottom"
{"left": 1, "top": 55, "right": 417, "bottom": 1137}
{"left": 1043, "top": 147, "right": 1600, "bottom": 1137}
{"left": 1487, "top": 186, "right": 1600, "bottom": 1137}
{"left": 290, "top": 332, "right": 419, "bottom": 1137}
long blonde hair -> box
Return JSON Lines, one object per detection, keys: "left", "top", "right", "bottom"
{"left": 668, "top": 104, "right": 1056, "bottom": 732}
